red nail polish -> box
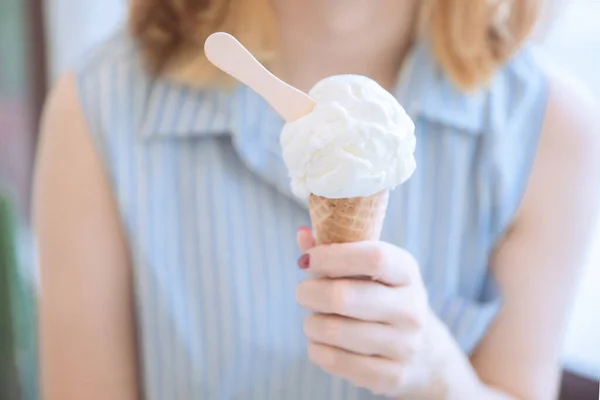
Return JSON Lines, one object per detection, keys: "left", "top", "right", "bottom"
{"left": 298, "top": 254, "right": 310, "bottom": 269}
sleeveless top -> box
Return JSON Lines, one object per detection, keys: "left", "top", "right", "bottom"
{"left": 76, "top": 31, "right": 548, "bottom": 400}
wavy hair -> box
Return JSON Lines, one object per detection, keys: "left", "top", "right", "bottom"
{"left": 129, "top": 0, "right": 542, "bottom": 90}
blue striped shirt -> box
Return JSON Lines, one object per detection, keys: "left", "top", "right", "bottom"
{"left": 77, "top": 31, "right": 548, "bottom": 399}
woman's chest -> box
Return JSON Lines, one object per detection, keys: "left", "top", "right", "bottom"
{"left": 117, "top": 134, "right": 493, "bottom": 300}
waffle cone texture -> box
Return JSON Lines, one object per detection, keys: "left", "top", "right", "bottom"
{"left": 308, "top": 191, "right": 390, "bottom": 245}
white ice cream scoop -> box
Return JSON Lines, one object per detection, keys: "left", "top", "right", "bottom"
{"left": 204, "top": 32, "right": 315, "bottom": 122}
{"left": 281, "top": 75, "right": 416, "bottom": 199}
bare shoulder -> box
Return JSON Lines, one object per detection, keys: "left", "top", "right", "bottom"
{"left": 35, "top": 71, "right": 104, "bottom": 216}
{"left": 35, "top": 70, "right": 116, "bottom": 234}
{"left": 543, "top": 68, "right": 600, "bottom": 155}
{"left": 38, "top": 72, "right": 91, "bottom": 173}
{"left": 35, "top": 69, "right": 123, "bottom": 257}
{"left": 35, "top": 68, "right": 128, "bottom": 261}
{"left": 40, "top": 72, "right": 85, "bottom": 143}
{"left": 516, "top": 67, "right": 600, "bottom": 230}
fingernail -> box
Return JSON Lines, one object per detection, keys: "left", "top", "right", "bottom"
{"left": 298, "top": 226, "right": 312, "bottom": 233}
{"left": 298, "top": 253, "right": 310, "bottom": 269}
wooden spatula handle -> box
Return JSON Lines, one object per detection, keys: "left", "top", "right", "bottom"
{"left": 204, "top": 32, "right": 315, "bottom": 122}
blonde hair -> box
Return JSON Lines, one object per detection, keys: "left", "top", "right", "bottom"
{"left": 129, "top": 0, "right": 541, "bottom": 90}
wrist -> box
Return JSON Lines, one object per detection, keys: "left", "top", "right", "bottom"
{"left": 397, "top": 311, "right": 514, "bottom": 400}
{"left": 408, "top": 310, "right": 484, "bottom": 400}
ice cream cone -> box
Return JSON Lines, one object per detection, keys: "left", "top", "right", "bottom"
{"left": 203, "top": 35, "right": 415, "bottom": 245}
{"left": 308, "top": 190, "right": 390, "bottom": 245}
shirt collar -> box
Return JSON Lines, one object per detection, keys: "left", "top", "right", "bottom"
{"left": 394, "top": 42, "right": 488, "bottom": 135}
{"left": 140, "top": 40, "right": 488, "bottom": 140}
{"left": 139, "top": 80, "right": 237, "bottom": 139}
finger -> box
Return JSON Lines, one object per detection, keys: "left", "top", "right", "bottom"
{"left": 297, "top": 278, "right": 426, "bottom": 326}
{"left": 308, "top": 341, "right": 404, "bottom": 397}
{"left": 306, "top": 241, "right": 419, "bottom": 286}
{"left": 303, "top": 314, "right": 419, "bottom": 361}
{"left": 297, "top": 226, "right": 316, "bottom": 254}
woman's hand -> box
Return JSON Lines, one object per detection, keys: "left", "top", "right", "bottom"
{"left": 296, "top": 228, "right": 432, "bottom": 398}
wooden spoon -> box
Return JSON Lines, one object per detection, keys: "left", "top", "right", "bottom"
{"left": 204, "top": 32, "right": 316, "bottom": 122}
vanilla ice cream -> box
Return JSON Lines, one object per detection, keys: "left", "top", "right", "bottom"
{"left": 281, "top": 75, "right": 416, "bottom": 200}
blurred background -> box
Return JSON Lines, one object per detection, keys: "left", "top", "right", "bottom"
{"left": 0, "top": 0, "right": 598, "bottom": 399}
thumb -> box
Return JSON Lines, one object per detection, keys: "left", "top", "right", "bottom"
{"left": 297, "top": 226, "right": 316, "bottom": 254}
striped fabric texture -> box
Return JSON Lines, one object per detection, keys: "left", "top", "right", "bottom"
{"left": 76, "top": 32, "right": 548, "bottom": 400}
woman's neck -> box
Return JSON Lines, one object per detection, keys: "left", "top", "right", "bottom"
{"left": 270, "top": 0, "right": 419, "bottom": 92}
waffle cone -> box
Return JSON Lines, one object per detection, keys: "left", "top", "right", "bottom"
{"left": 308, "top": 191, "right": 390, "bottom": 245}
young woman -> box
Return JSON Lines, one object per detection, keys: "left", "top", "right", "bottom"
{"left": 35, "top": 0, "right": 600, "bottom": 399}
